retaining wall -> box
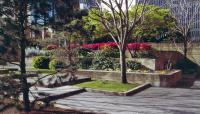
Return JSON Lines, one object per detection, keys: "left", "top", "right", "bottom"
{"left": 77, "top": 70, "right": 182, "bottom": 87}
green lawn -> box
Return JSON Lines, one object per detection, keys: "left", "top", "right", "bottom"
{"left": 76, "top": 80, "right": 139, "bottom": 92}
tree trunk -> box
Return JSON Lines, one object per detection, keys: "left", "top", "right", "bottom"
{"left": 19, "top": 0, "right": 30, "bottom": 112}
{"left": 183, "top": 40, "right": 188, "bottom": 59}
{"left": 120, "top": 49, "right": 127, "bottom": 83}
{"left": 20, "top": 38, "right": 30, "bottom": 112}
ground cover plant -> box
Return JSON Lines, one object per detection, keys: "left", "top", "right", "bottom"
{"left": 32, "top": 56, "right": 50, "bottom": 69}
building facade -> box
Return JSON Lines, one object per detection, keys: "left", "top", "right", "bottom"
{"left": 136, "top": 0, "right": 165, "bottom": 6}
{"left": 79, "top": 0, "right": 99, "bottom": 9}
{"left": 136, "top": 0, "right": 200, "bottom": 41}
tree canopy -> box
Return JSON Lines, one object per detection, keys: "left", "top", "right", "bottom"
{"left": 84, "top": 5, "right": 175, "bottom": 42}
{"left": 131, "top": 5, "right": 175, "bottom": 42}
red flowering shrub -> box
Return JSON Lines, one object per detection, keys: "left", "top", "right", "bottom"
{"left": 82, "top": 42, "right": 117, "bottom": 50}
{"left": 127, "top": 43, "right": 140, "bottom": 50}
{"left": 139, "top": 43, "right": 151, "bottom": 50}
{"left": 47, "top": 44, "right": 58, "bottom": 50}
{"left": 105, "top": 42, "right": 118, "bottom": 48}
{"left": 82, "top": 42, "right": 151, "bottom": 51}
{"left": 68, "top": 43, "right": 80, "bottom": 49}
{"left": 128, "top": 43, "right": 151, "bottom": 50}
{"left": 82, "top": 43, "right": 100, "bottom": 50}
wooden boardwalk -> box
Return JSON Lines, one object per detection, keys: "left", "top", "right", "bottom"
{"left": 55, "top": 87, "right": 200, "bottom": 114}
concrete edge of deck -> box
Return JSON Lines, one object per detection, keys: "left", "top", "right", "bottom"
{"left": 85, "top": 83, "right": 152, "bottom": 96}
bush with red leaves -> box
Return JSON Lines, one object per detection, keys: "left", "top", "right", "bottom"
{"left": 128, "top": 43, "right": 151, "bottom": 50}
{"left": 82, "top": 42, "right": 151, "bottom": 51}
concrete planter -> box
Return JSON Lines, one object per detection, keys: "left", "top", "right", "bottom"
{"left": 76, "top": 70, "right": 182, "bottom": 87}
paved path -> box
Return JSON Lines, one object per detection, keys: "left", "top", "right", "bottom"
{"left": 55, "top": 87, "right": 200, "bottom": 114}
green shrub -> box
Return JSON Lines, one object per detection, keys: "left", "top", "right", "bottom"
{"left": 49, "top": 48, "right": 66, "bottom": 57}
{"left": 92, "top": 57, "right": 119, "bottom": 70}
{"left": 45, "top": 50, "right": 54, "bottom": 57}
{"left": 78, "top": 58, "right": 93, "bottom": 69}
{"left": 77, "top": 48, "right": 93, "bottom": 57}
{"left": 32, "top": 56, "right": 50, "bottom": 69}
{"left": 49, "top": 59, "right": 66, "bottom": 70}
{"left": 88, "top": 35, "right": 114, "bottom": 43}
{"left": 127, "top": 61, "right": 142, "bottom": 70}
{"left": 100, "top": 46, "right": 120, "bottom": 58}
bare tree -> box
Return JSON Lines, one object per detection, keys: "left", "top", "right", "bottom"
{"left": 91, "top": 0, "right": 148, "bottom": 83}
{"left": 167, "top": 0, "right": 200, "bottom": 58}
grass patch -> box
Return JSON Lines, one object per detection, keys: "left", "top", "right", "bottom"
{"left": 27, "top": 68, "right": 56, "bottom": 74}
{"left": 76, "top": 80, "right": 139, "bottom": 92}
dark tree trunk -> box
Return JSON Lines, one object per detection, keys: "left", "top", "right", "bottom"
{"left": 19, "top": 0, "right": 30, "bottom": 112}
{"left": 20, "top": 38, "right": 30, "bottom": 112}
{"left": 120, "top": 49, "right": 127, "bottom": 83}
{"left": 183, "top": 40, "right": 188, "bottom": 59}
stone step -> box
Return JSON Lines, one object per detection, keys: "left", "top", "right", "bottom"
{"left": 20, "top": 86, "right": 85, "bottom": 102}
{"left": 27, "top": 75, "right": 91, "bottom": 87}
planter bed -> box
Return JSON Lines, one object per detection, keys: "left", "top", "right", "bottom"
{"left": 76, "top": 69, "right": 182, "bottom": 87}
{"left": 76, "top": 80, "right": 151, "bottom": 96}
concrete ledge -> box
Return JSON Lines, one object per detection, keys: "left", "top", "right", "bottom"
{"left": 77, "top": 70, "right": 182, "bottom": 87}
{"left": 36, "top": 88, "right": 86, "bottom": 102}
{"left": 28, "top": 87, "right": 86, "bottom": 105}
{"left": 85, "top": 83, "right": 151, "bottom": 96}
{"left": 125, "top": 83, "right": 152, "bottom": 96}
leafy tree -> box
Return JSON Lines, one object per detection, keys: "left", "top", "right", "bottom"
{"left": 131, "top": 5, "right": 175, "bottom": 42}
{"left": 83, "top": 9, "right": 112, "bottom": 38}
{"left": 87, "top": 0, "right": 148, "bottom": 83}
{"left": 85, "top": 5, "right": 175, "bottom": 42}
{"left": 65, "top": 18, "right": 95, "bottom": 44}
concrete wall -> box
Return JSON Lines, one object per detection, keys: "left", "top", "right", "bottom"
{"left": 131, "top": 58, "right": 156, "bottom": 70}
{"left": 126, "top": 43, "right": 200, "bottom": 73}
{"left": 77, "top": 70, "right": 182, "bottom": 87}
{"left": 150, "top": 43, "right": 200, "bottom": 77}
{"left": 150, "top": 43, "right": 200, "bottom": 67}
